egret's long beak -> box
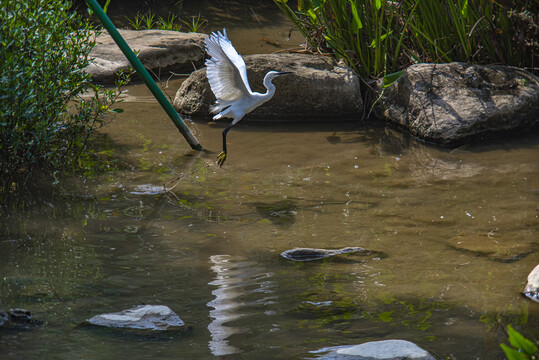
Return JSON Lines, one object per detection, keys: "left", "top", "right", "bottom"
{"left": 276, "top": 71, "right": 292, "bottom": 75}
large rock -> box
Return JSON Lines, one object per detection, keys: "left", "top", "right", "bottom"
{"left": 523, "top": 264, "right": 539, "bottom": 303}
{"left": 87, "top": 305, "right": 186, "bottom": 331}
{"left": 173, "top": 54, "right": 363, "bottom": 121}
{"left": 87, "top": 30, "right": 205, "bottom": 83}
{"left": 372, "top": 62, "right": 539, "bottom": 145}
{"left": 318, "top": 340, "right": 435, "bottom": 360}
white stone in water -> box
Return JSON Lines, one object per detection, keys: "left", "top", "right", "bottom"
{"left": 335, "top": 340, "right": 434, "bottom": 360}
{"left": 523, "top": 264, "right": 539, "bottom": 303}
{"left": 88, "top": 305, "right": 184, "bottom": 331}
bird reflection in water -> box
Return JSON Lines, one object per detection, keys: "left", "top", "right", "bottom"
{"left": 207, "top": 254, "right": 276, "bottom": 356}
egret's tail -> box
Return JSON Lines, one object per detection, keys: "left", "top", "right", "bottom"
{"left": 210, "top": 100, "right": 232, "bottom": 120}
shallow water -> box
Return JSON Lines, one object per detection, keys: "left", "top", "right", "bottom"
{"left": 1, "top": 76, "right": 537, "bottom": 359}
{"left": 2, "top": 5, "right": 539, "bottom": 360}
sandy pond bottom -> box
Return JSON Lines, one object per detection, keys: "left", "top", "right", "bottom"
{"left": 1, "top": 80, "right": 537, "bottom": 359}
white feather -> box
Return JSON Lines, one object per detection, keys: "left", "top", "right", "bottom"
{"left": 204, "top": 29, "right": 290, "bottom": 166}
{"left": 205, "top": 29, "right": 253, "bottom": 102}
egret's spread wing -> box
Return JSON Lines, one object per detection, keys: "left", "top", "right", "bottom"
{"left": 205, "top": 29, "right": 253, "bottom": 101}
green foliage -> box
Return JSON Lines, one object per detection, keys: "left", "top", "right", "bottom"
{"left": 274, "top": 0, "right": 537, "bottom": 77}
{"left": 125, "top": 11, "right": 206, "bottom": 32}
{"left": 159, "top": 13, "right": 179, "bottom": 31}
{"left": 181, "top": 13, "right": 207, "bottom": 33}
{"left": 500, "top": 325, "right": 538, "bottom": 360}
{"left": 0, "top": 0, "right": 129, "bottom": 192}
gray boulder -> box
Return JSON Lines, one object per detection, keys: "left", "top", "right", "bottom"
{"left": 87, "top": 30, "right": 205, "bottom": 83}
{"left": 372, "top": 62, "right": 539, "bottom": 145}
{"left": 318, "top": 340, "right": 435, "bottom": 360}
{"left": 87, "top": 305, "right": 186, "bottom": 331}
{"left": 523, "top": 264, "right": 539, "bottom": 302}
{"left": 173, "top": 54, "right": 363, "bottom": 121}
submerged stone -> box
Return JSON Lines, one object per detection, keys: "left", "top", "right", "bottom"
{"left": 293, "top": 298, "right": 359, "bottom": 319}
{"left": 523, "top": 264, "right": 539, "bottom": 303}
{"left": 0, "top": 311, "right": 8, "bottom": 327}
{"left": 87, "top": 305, "right": 185, "bottom": 331}
{"left": 281, "top": 247, "right": 365, "bottom": 261}
{"left": 448, "top": 232, "right": 533, "bottom": 263}
{"left": 255, "top": 200, "right": 298, "bottom": 228}
{"left": 317, "top": 340, "right": 435, "bottom": 360}
{"left": 0, "top": 308, "right": 39, "bottom": 329}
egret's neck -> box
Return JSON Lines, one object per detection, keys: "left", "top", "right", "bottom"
{"left": 262, "top": 74, "right": 277, "bottom": 98}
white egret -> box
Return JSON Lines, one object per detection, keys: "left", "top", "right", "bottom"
{"left": 205, "top": 29, "right": 291, "bottom": 166}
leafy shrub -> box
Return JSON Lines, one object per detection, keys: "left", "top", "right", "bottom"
{"left": 274, "top": 0, "right": 537, "bottom": 78}
{"left": 0, "top": 0, "right": 128, "bottom": 192}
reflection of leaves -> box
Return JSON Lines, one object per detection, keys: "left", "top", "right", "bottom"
{"left": 365, "top": 296, "right": 449, "bottom": 331}
{"left": 1, "top": 230, "right": 99, "bottom": 305}
{"left": 1, "top": 194, "right": 102, "bottom": 312}
{"left": 378, "top": 311, "right": 393, "bottom": 322}
{"left": 480, "top": 303, "right": 530, "bottom": 332}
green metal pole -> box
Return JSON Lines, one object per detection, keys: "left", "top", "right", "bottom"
{"left": 85, "top": 0, "right": 203, "bottom": 151}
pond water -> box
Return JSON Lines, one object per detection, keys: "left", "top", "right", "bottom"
{"left": 1, "top": 4, "right": 539, "bottom": 360}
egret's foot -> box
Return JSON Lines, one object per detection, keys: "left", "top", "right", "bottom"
{"left": 217, "top": 151, "right": 227, "bottom": 167}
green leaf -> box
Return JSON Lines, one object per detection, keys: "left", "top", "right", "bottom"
{"left": 382, "top": 70, "right": 404, "bottom": 88}
{"left": 507, "top": 325, "right": 538, "bottom": 355}
{"left": 108, "top": 108, "right": 124, "bottom": 113}
{"left": 103, "top": 0, "right": 112, "bottom": 14}
{"left": 370, "top": 31, "right": 392, "bottom": 48}
{"left": 460, "top": 0, "right": 469, "bottom": 18}
{"left": 306, "top": 9, "right": 317, "bottom": 21}
{"left": 350, "top": 3, "right": 363, "bottom": 31}
{"left": 500, "top": 344, "right": 528, "bottom": 360}
{"left": 374, "top": 0, "right": 382, "bottom": 10}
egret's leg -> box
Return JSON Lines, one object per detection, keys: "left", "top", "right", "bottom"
{"left": 217, "top": 125, "right": 233, "bottom": 167}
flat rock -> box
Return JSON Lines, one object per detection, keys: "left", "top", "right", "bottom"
{"left": 86, "top": 30, "right": 205, "bottom": 83}
{"left": 317, "top": 340, "right": 435, "bottom": 360}
{"left": 523, "top": 264, "right": 539, "bottom": 302}
{"left": 173, "top": 54, "right": 362, "bottom": 121}
{"left": 87, "top": 305, "right": 185, "bottom": 331}
{"left": 372, "top": 62, "right": 539, "bottom": 145}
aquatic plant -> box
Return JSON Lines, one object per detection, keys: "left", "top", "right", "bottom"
{"left": 181, "top": 13, "right": 207, "bottom": 33}
{"left": 0, "top": 0, "right": 129, "bottom": 193}
{"left": 274, "top": 0, "right": 537, "bottom": 78}
{"left": 125, "top": 11, "right": 205, "bottom": 32}
{"left": 125, "top": 12, "right": 146, "bottom": 30}
{"left": 500, "top": 324, "right": 538, "bottom": 360}
{"left": 158, "top": 13, "right": 180, "bottom": 31}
